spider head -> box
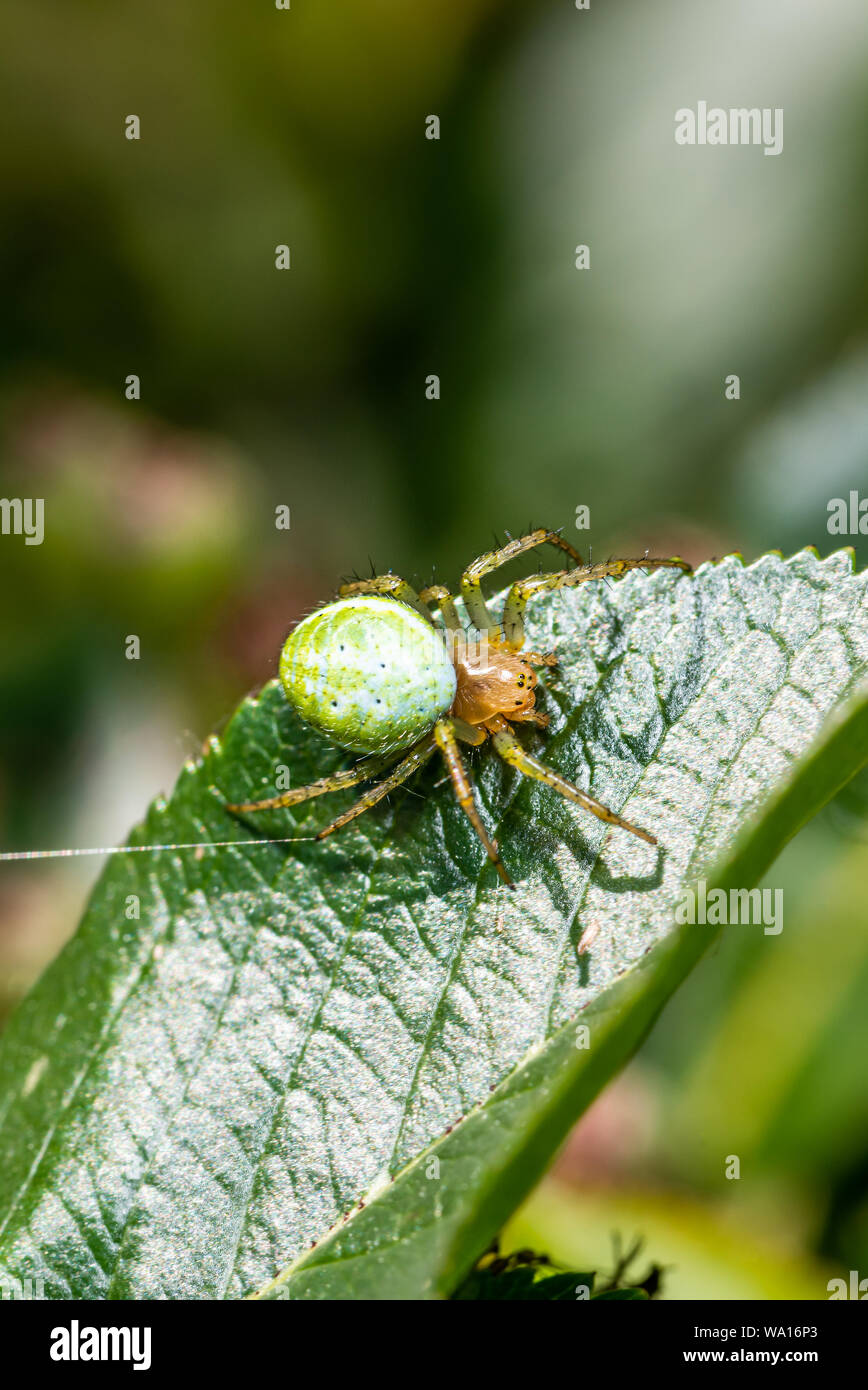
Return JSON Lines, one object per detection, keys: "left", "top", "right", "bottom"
{"left": 451, "top": 645, "right": 538, "bottom": 725}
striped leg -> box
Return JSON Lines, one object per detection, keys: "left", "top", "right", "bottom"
{"left": 338, "top": 574, "right": 432, "bottom": 623}
{"left": 486, "top": 715, "right": 656, "bottom": 846}
{"left": 315, "top": 734, "right": 437, "bottom": 840}
{"left": 433, "top": 718, "right": 513, "bottom": 887}
{"left": 460, "top": 528, "right": 583, "bottom": 638}
{"left": 227, "top": 752, "right": 396, "bottom": 813}
{"left": 500, "top": 556, "right": 691, "bottom": 651}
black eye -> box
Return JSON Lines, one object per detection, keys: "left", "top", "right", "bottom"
{"left": 332, "top": 700, "right": 337, "bottom": 707}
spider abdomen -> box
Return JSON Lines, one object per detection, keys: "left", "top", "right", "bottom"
{"left": 279, "top": 595, "right": 456, "bottom": 755}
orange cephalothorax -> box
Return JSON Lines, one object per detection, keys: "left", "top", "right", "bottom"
{"left": 451, "top": 645, "right": 539, "bottom": 726}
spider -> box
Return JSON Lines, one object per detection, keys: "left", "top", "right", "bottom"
{"left": 227, "top": 528, "right": 691, "bottom": 887}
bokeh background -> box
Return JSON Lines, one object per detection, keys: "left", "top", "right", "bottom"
{"left": 1, "top": 0, "right": 867, "bottom": 1298}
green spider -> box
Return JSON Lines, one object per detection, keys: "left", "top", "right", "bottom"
{"left": 228, "top": 528, "right": 691, "bottom": 886}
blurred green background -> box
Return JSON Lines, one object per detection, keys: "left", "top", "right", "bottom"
{"left": 1, "top": 0, "right": 867, "bottom": 1299}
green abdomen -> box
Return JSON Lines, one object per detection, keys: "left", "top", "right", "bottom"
{"left": 279, "top": 595, "right": 456, "bottom": 755}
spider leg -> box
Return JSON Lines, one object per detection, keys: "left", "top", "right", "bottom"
{"left": 500, "top": 556, "right": 691, "bottom": 651}
{"left": 511, "top": 710, "right": 550, "bottom": 728}
{"left": 459, "top": 527, "right": 583, "bottom": 639}
{"left": 434, "top": 718, "right": 513, "bottom": 886}
{"left": 226, "top": 752, "right": 396, "bottom": 813}
{"left": 448, "top": 714, "right": 488, "bottom": 746}
{"left": 486, "top": 715, "right": 656, "bottom": 845}
{"left": 338, "top": 573, "right": 432, "bottom": 623}
{"left": 315, "top": 734, "right": 437, "bottom": 839}
{"left": 418, "top": 583, "right": 462, "bottom": 631}
{"left": 522, "top": 650, "right": 559, "bottom": 667}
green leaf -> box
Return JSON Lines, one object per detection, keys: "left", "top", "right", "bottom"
{"left": 1, "top": 550, "right": 867, "bottom": 1300}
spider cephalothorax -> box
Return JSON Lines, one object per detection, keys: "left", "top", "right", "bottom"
{"left": 228, "top": 528, "right": 691, "bottom": 887}
{"left": 452, "top": 642, "right": 546, "bottom": 728}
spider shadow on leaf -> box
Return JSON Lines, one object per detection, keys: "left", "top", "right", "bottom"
{"left": 497, "top": 794, "right": 665, "bottom": 916}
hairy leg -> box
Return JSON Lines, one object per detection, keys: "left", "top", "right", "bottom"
{"left": 226, "top": 751, "right": 396, "bottom": 813}
{"left": 338, "top": 574, "right": 432, "bottom": 623}
{"left": 510, "top": 710, "right": 550, "bottom": 728}
{"left": 433, "top": 718, "right": 513, "bottom": 886}
{"left": 522, "top": 650, "right": 559, "bottom": 667}
{"left": 316, "top": 734, "right": 437, "bottom": 839}
{"left": 460, "top": 528, "right": 583, "bottom": 638}
{"left": 501, "top": 555, "right": 691, "bottom": 651}
{"left": 486, "top": 715, "right": 656, "bottom": 845}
